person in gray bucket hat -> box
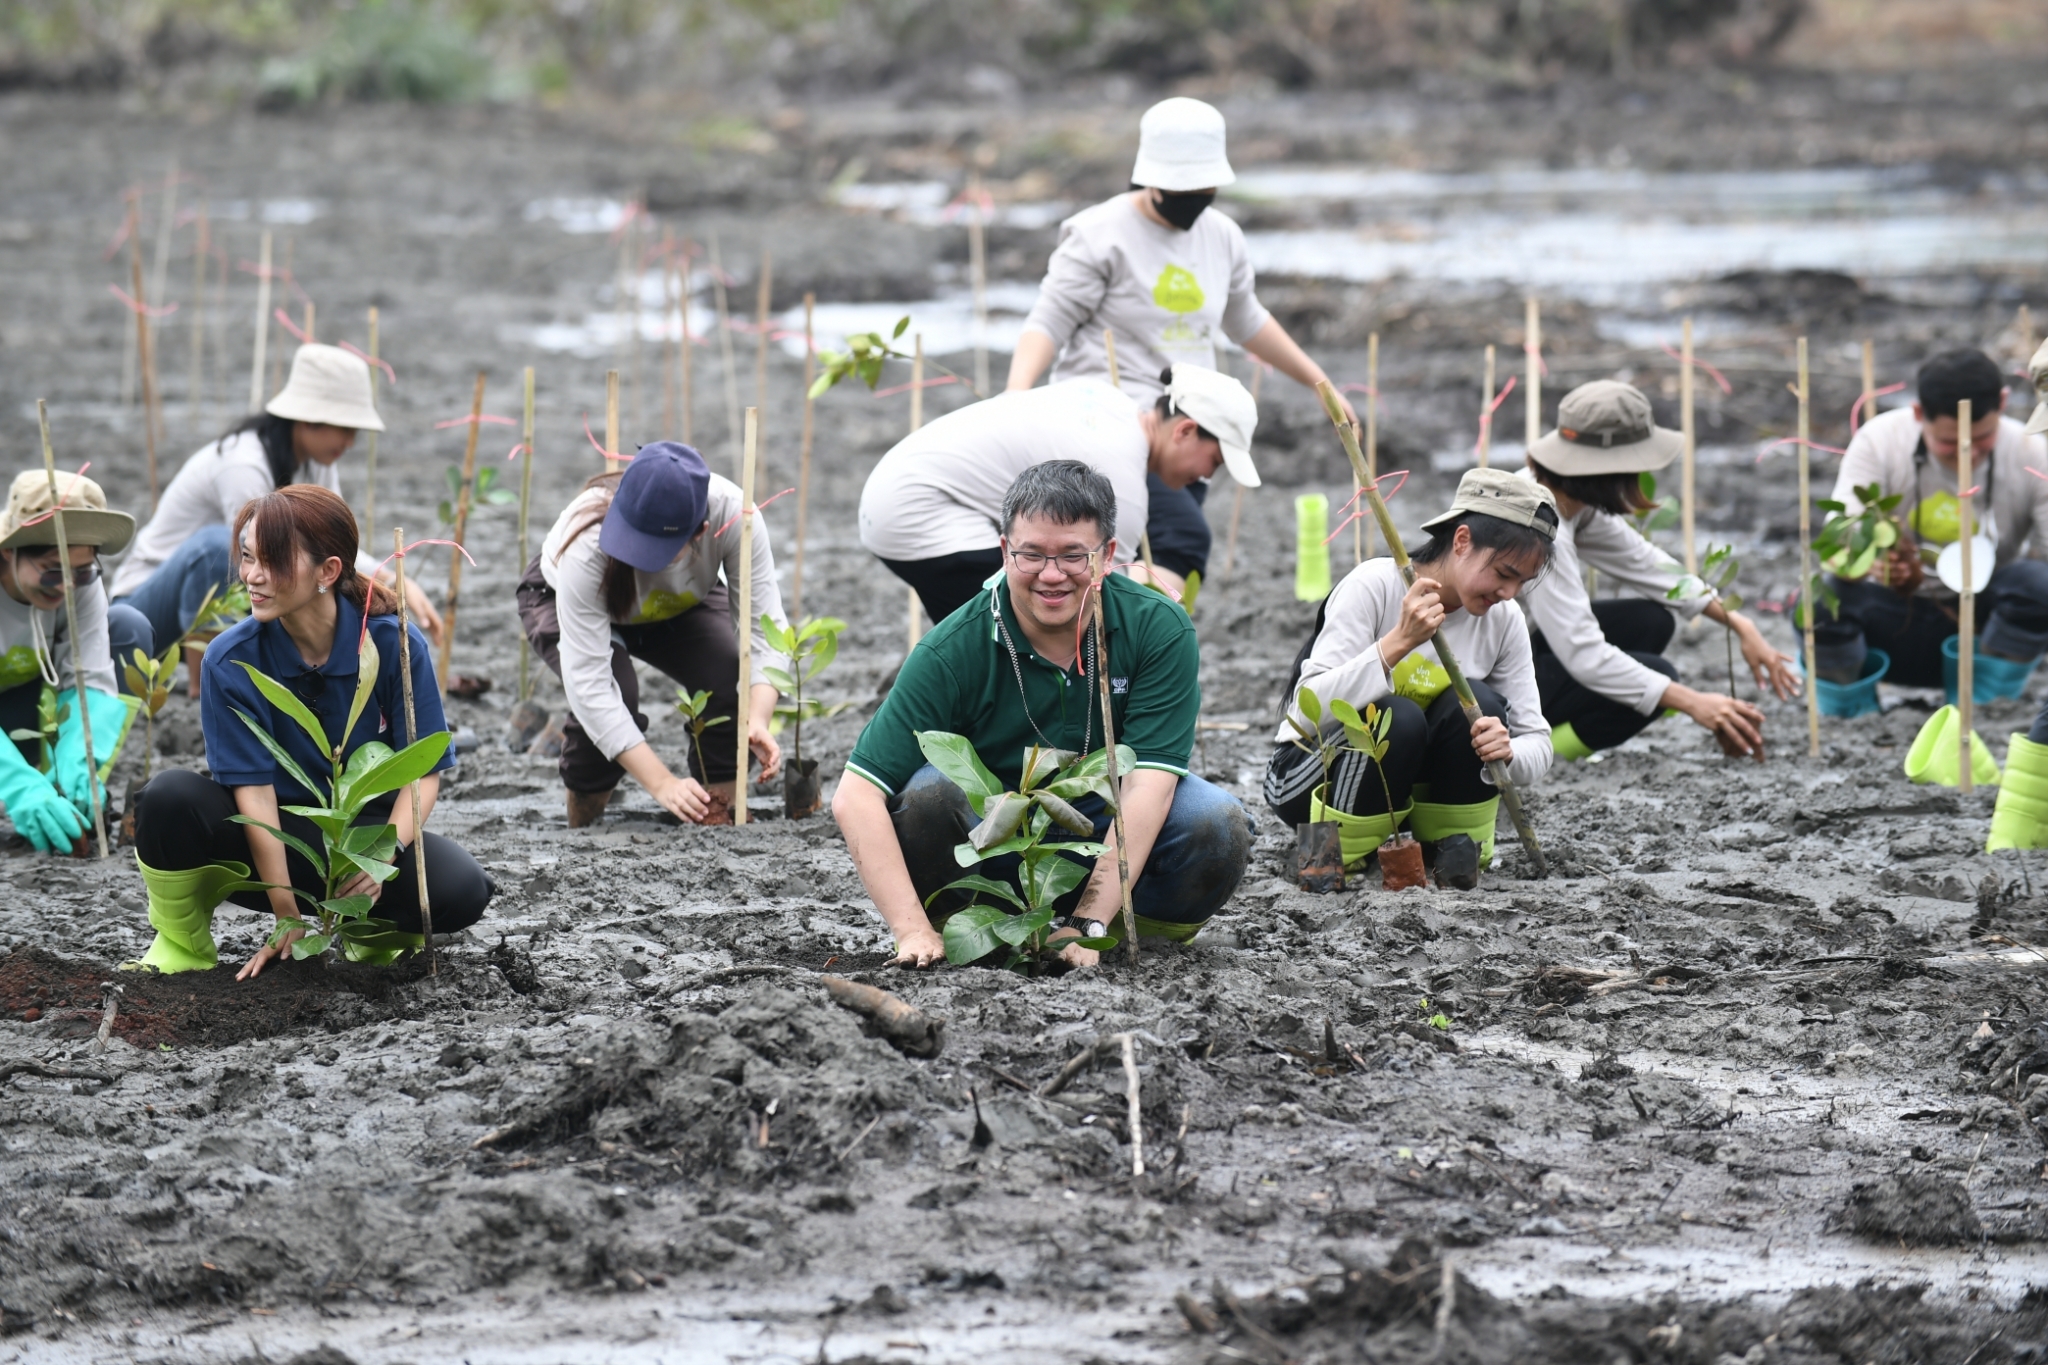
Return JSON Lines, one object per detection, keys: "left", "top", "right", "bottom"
{"left": 1518, "top": 379, "right": 1799, "bottom": 762}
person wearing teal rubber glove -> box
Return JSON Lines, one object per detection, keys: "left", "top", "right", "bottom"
{"left": 0, "top": 469, "right": 141, "bottom": 852}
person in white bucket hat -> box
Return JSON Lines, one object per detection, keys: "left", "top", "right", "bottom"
{"left": 1007, "top": 97, "right": 1352, "bottom": 593}
{"left": 108, "top": 344, "right": 440, "bottom": 657}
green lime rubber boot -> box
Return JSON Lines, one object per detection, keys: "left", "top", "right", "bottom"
{"left": 1410, "top": 797, "right": 1502, "bottom": 888}
{"left": 1310, "top": 786, "right": 1413, "bottom": 869}
{"left": 125, "top": 859, "right": 254, "bottom": 973}
{"left": 1904, "top": 706, "right": 2001, "bottom": 788}
{"left": 1551, "top": 723, "right": 1593, "bottom": 762}
{"left": 1988, "top": 733, "right": 2048, "bottom": 851}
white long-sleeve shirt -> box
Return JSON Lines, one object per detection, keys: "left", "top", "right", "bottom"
{"left": 1829, "top": 407, "right": 2048, "bottom": 594}
{"left": 1516, "top": 470, "right": 1713, "bottom": 716}
{"left": 0, "top": 579, "right": 116, "bottom": 697}
{"left": 1022, "top": 193, "right": 1271, "bottom": 403}
{"left": 1276, "top": 557, "right": 1552, "bottom": 790}
{"left": 540, "top": 476, "right": 789, "bottom": 762}
{"left": 109, "top": 429, "right": 373, "bottom": 599}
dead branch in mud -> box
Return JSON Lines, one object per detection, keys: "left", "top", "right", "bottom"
{"left": 821, "top": 975, "right": 944, "bottom": 1058}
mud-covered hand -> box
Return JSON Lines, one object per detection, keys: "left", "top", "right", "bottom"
{"left": 891, "top": 925, "right": 946, "bottom": 969}
{"left": 237, "top": 916, "right": 308, "bottom": 980}
{"left": 748, "top": 718, "right": 782, "bottom": 783}
{"left": 0, "top": 738, "right": 83, "bottom": 853}
{"left": 52, "top": 687, "right": 132, "bottom": 820}
{"left": 1686, "top": 691, "right": 1766, "bottom": 760}
{"left": 1730, "top": 614, "right": 1800, "bottom": 701}
{"left": 1469, "top": 714, "right": 1513, "bottom": 765}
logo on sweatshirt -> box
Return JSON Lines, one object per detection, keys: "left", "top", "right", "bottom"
{"left": 1392, "top": 653, "right": 1452, "bottom": 706}
{"left": 1152, "top": 266, "right": 1205, "bottom": 315}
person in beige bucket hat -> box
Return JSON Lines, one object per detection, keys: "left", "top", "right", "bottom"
{"left": 0, "top": 469, "right": 146, "bottom": 853}
{"left": 1518, "top": 378, "right": 1798, "bottom": 764}
{"left": 108, "top": 344, "right": 437, "bottom": 659}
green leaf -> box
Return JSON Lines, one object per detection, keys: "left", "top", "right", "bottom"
{"left": 759, "top": 666, "right": 798, "bottom": 693}
{"left": 955, "top": 831, "right": 1037, "bottom": 867}
{"left": 891, "top": 315, "right": 910, "bottom": 340}
{"left": 227, "top": 814, "right": 328, "bottom": 880}
{"left": 1028, "top": 853, "right": 1092, "bottom": 908}
{"left": 799, "top": 616, "right": 848, "bottom": 641}
{"left": 233, "top": 662, "right": 330, "bottom": 759}
{"left": 1031, "top": 789, "right": 1095, "bottom": 837}
{"left": 967, "top": 791, "right": 1033, "bottom": 852}
{"left": 926, "top": 874, "right": 1024, "bottom": 912}
{"left": 942, "top": 903, "right": 1009, "bottom": 963}
{"left": 340, "top": 732, "right": 452, "bottom": 805}
{"left": 914, "top": 731, "right": 1003, "bottom": 816}
{"left": 289, "top": 933, "right": 332, "bottom": 960}
{"left": 437, "top": 500, "right": 454, "bottom": 526}
{"left": 992, "top": 905, "right": 1054, "bottom": 947}
{"left": 1020, "top": 745, "right": 1073, "bottom": 791}
{"left": 1296, "top": 687, "right": 1323, "bottom": 727}
{"left": 803, "top": 630, "right": 840, "bottom": 680}
{"left": 318, "top": 894, "right": 377, "bottom": 921}
{"left": 345, "top": 632, "right": 381, "bottom": 751}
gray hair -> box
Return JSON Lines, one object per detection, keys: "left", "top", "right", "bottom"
{"left": 1000, "top": 460, "right": 1117, "bottom": 543}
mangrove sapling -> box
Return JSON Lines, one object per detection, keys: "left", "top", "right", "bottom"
{"left": 808, "top": 315, "right": 981, "bottom": 401}
{"left": 1630, "top": 473, "right": 1681, "bottom": 540}
{"left": 437, "top": 464, "right": 517, "bottom": 531}
{"left": 7, "top": 687, "right": 65, "bottom": 776}
{"left": 758, "top": 613, "right": 849, "bottom": 819}
{"left": 218, "top": 643, "right": 451, "bottom": 963}
{"left": 1672, "top": 545, "right": 1744, "bottom": 695}
{"left": 1282, "top": 686, "right": 1349, "bottom": 891}
{"left": 1799, "top": 483, "right": 1912, "bottom": 681}
{"left": 122, "top": 644, "right": 179, "bottom": 781}
{"left": 673, "top": 687, "right": 731, "bottom": 823}
{"left": 914, "top": 733, "right": 1129, "bottom": 974}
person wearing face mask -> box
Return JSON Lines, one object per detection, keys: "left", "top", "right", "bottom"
{"left": 860, "top": 364, "right": 1260, "bottom": 618}
{"left": 0, "top": 471, "right": 145, "bottom": 854}
{"left": 127, "top": 484, "right": 492, "bottom": 978}
{"left": 1265, "top": 469, "right": 1559, "bottom": 882}
{"left": 1007, "top": 97, "right": 1351, "bottom": 589}
{"left": 107, "top": 344, "right": 442, "bottom": 659}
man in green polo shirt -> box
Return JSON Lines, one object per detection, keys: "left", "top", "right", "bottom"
{"left": 835, "top": 460, "right": 1252, "bottom": 968}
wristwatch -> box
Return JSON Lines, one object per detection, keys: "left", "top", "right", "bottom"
{"left": 1053, "top": 915, "right": 1108, "bottom": 939}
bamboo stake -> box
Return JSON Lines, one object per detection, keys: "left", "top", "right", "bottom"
{"left": 614, "top": 212, "right": 634, "bottom": 437}
{"left": 188, "top": 205, "right": 209, "bottom": 437}
{"left": 34, "top": 403, "right": 107, "bottom": 860}
{"left": 734, "top": 408, "right": 760, "bottom": 827}
{"left": 660, "top": 227, "right": 677, "bottom": 439}
{"left": 908, "top": 337, "right": 927, "bottom": 650}
{"left": 1315, "top": 381, "right": 1547, "bottom": 876}
{"left": 364, "top": 307, "right": 380, "bottom": 548}
{"left": 604, "top": 369, "right": 622, "bottom": 472}
{"left": 753, "top": 250, "right": 773, "bottom": 483}
{"left": 1960, "top": 396, "right": 1976, "bottom": 795}
{"left": 148, "top": 160, "right": 178, "bottom": 402}
{"left": 1524, "top": 297, "right": 1541, "bottom": 449}
{"left": 436, "top": 372, "right": 487, "bottom": 695}
{"left": 270, "top": 237, "right": 293, "bottom": 397}
{"left": 393, "top": 528, "right": 433, "bottom": 972}
{"left": 969, "top": 172, "right": 990, "bottom": 396}
{"left": 120, "top": 192, "right": 139, "bottom": 409}
{"left": 1364, "top": 333, "right": 1380, "bottom": 559}
{"left": 792, "top": 293, "right": 817, "bottom": 619}
{"left": 130, "top": 254, "right": 161, "bottom": 513}
{"left": 1861, "top": 339, "right": 1878, "bottom": 427}
{"left": 1478, "top": 345, "right": 1495, "bottom": 469}
{"left": 1088, "top": 554, "right": 1140, "bottom": 961}
{"left": 303, "top": 301, "right": 315, "bottom": 343}
{"left": 680, "top": 240, "right": 696, "bottom": 445}
{"left": 710, "top": 234, "right": 743, "bottom": 478}
{"left": 1797, "top": 338, "right": 1820, "bottom": 759}
{"left": 248, "top": 229, "right": 272, "bottom": 412}
{"left": 517, "top": 366, "right": 537, "bottom": 703}
{"left": 1681, "top": 317, "right": 1696, "bottom": 574}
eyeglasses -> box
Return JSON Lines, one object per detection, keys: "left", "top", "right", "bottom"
{"left": 12, "top": 556, "right": 99, "bottom": 590}
{"left": 1006, "top": 543, "right": 1105, "bottom": 574}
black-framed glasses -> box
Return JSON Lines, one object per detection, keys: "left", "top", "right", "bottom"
{"left": 1005, "top": 542, "right": 1106, "bottom": 575}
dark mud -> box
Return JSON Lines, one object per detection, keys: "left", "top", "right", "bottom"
{"left": 2, "top": 69, "right": 2048, "bottom": 1361}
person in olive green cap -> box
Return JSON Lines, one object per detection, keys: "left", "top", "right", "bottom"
{"left": 1517, "top": 379, "right": 1799, "bottom": 761}
{"left": 1988, "top": 337, "right": 2048, "bottom": 852}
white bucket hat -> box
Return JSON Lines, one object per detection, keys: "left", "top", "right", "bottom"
{"left": 1164, "top": 365, "right": 1260, "bottom": 487}
{"left": 266, "top": 344, "right": 385, "bottom": 432}
{"left": 1130, "top": 98, "right": 1235, "bottom": 192}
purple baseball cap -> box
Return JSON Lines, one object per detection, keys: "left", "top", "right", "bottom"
{"left": 599, "top": 442, "right": 710, "bottom": 571}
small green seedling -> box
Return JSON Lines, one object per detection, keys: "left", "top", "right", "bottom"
{"left": 122, "top": 644, "right": 180, "bottom": 780}
{"left": 439, "top": 464, "right": 515, "bottom": 530}
{"left": 8, "top": 686, "right": 66, "bottom": 775}
{"left": 184, "top": 581, "right": 250, "bottom": 642}
{"left": 1418, "top": 997, "right": 1452, "bottom": 1031}
{"left": 916, "top": 733, "right": 1132, "bottom": 974}
{"left": 808, "top": 314, "right": 979, "bottom": 400}
{"left": 1631, "top": 472, "right": 1681, "bottom": 538}
{"left": 1672, "top": 544, "right": 1744, "bottom": 695}
{"left": 1286, "top": 687, "right": 1397, "bottom": 814}
{"left": 673, "top": 688, "right": 730, "bottom": 784}
{"left": 758, "top": 614, "right": 849, "bottom": 781}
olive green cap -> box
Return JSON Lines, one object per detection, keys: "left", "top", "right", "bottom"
{"left": 1529, "top": 379, "right": 1684, "bottom": 476}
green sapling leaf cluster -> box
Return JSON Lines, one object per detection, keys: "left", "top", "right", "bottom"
{"left": 439, "top": 464, "right": 516, "bottom": 529}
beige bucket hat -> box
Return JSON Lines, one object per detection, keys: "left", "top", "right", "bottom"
{"left": 0, "top": 470, "right": 135, "bottom": 554}
{"left": 1420, "top": 467, "right": 1560, "bottom": 538}
{"left": 2027, "top": 337, "right": 2048, "bottom": 436}
{"left": 266, "top": 343, "right": 385, "bottom": 432}
{"left": 1528, "top": 379, "right": 1684, "bottom": 476}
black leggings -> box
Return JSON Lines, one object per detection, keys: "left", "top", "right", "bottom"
{"left": 133, "top": 768, "right": 494, "bottom": 934}
{"left": 1264, "top": 682, "right": 1509, "bottom": 826}
{"left": 1145, "top": 474, "right": 1212, "bottom": 579}
{"left": 1532, "top": 598, "right": 1679, "bottom": 753}
{"left": 880, "top": 549, "right": 1006, "bottom": 627}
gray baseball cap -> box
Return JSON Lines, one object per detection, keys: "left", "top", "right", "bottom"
{"left": 1419, "top": 467, "right": 1561, "bottom": 539}
{"left": 1528, "top": 379, "right": 1683, "bottom": 476}
{"left": 2027, "top": 338, "right": 2048, "bottom": 436}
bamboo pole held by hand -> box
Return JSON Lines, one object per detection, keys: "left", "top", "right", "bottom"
{"left": 792, "top": 293, "right": 817, "bottom": 619}
{"left": 1797, "top": 337, "right": 1820, "bottom": 759}
{"left": 1959, "top": 396, "right": 1976, "bottom": 794}
{"left": 1089, "top": 554, "right": 1140, "bottom": 962}
{"left": 517, "top": 366, "right": 537, "bottom": 704}
{"left": 364, "top": 307, "right": 380, "bottom": 547}
{"left": 437, "top": 372, "right": 487, "bottom": 695}
{"left": 35, "top": 403, "right": 107, "bottom": 859}
{"left": 1315, "top": 381, "right": 1547, "bottom": 877}
{"left": 130, "top": 253, "right": 161, "bottom": 513}
{"left": 249, "top": 229, "right": 272, "bottom": 412}
{"left": 393, "top": 528, "right": 434, "bottom": 972}
{"left": 1681, "top": 317, "right": 1696, "bottom": 574}
{"left": 734, "top": 408, "right": 760, "bottom": 827}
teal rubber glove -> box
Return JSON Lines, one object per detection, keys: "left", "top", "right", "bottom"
{"left": 53, "top": 687, "right": 134, "bottom": 821}
{"left": 0, "top": 734, "right": 84, "bottom": 853}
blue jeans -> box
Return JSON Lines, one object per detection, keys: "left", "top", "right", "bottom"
{"left": 110, "top": 524, "right": 233, "bottom": 665}
{"left": 888, "top": 763, "right": 1251, "bottom": 938}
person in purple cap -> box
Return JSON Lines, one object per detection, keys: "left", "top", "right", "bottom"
{"left": 518, "top": 443, "right": 788, "bottom": 826}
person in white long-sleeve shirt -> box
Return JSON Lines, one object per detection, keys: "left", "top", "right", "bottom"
{"left": 109, "top": 344, "right": 440, "bottom": 656}
{"left": 1518, "top": 381, "right": 1799, "bottom": 762}
{"left": 1264, "top": 469, "right": 1558, "bottom": 883}
{"left": 517, "top": 443, "right": 786, "bottom": 828}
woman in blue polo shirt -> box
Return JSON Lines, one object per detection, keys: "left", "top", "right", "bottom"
{"left": 128, "top": 484, "right": 493, "bottom": 977}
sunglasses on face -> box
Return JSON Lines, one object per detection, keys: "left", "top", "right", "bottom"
{"left": 12, "top": 555, "right": 99, "bottom": 590}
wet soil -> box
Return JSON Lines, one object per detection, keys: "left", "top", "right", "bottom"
{"left": 2, "top": 68, "right": 2048, "bottom": 1362}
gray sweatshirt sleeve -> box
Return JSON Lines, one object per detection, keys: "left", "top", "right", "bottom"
{"left": 1020, "top": 218, "right": 1108, "bottom": 349}
{"left": 1218, "top": 217, "right": 1271, "bottom": 344}
{"left": 1520, "top": 524, "right": 1677, "bottom": 717}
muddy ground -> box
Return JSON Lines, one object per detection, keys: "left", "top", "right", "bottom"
{"left": 4, "top": 66, "right": 2048, "bottom": 1362}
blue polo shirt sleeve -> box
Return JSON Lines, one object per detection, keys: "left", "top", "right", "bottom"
{"left": 198, "top": 617, "right": 282, "bottom": 788}
{"left": 844, "top": 647, "right": 965, "bottom": 797}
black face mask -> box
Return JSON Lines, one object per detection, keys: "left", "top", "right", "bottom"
{"left": 1135, "top": 184, "right": 1215, "bottom": 231}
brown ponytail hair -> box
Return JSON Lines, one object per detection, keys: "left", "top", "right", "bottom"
{"left": 553, "top": 469, "right": 642, "bottom": 622}
{"left": 232, "top": 484, "right": 398, "bottom": 617}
